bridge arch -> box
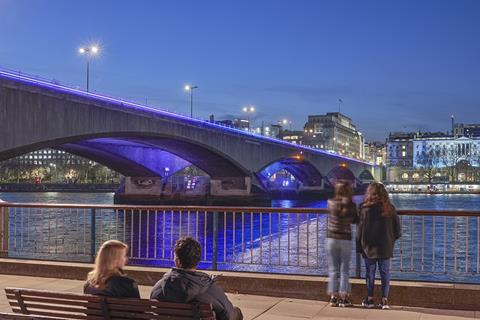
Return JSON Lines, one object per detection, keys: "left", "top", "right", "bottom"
{"left": 326, "top": 165, "right": 356, "bottom": 187}
{"left": 258, "top": 157, "right": 323, "bottom": 189}
{"left": 358, "top": 169, "right": 375, "bottom": 182}
{"left": 0, "top": 132, "right": 251, "bottom": 179}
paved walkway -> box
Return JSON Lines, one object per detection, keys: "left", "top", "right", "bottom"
{"left": 0, "top": 274, "right": 478, "bottom": 319}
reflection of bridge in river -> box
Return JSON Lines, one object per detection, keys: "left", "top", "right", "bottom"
{"left": 1, "top": 202, "right": 479, "bottom": 284}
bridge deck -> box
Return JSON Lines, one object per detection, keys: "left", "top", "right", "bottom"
{"left": 0, "top": 273, "right": 476, "bottom": 319}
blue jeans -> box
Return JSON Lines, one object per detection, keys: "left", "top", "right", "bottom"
{"left": 364, "top": 258, "right": 390, "bottom": 298}
{"left": 326, "top": 238, "right": 352, "bottom": 294}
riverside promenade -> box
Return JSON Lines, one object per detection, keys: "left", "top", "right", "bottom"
{"left": 0, "top": 259, "right": 479, "bottom": 319}
{"left": 0, "top": 273, "right": 478, "bottom": 320}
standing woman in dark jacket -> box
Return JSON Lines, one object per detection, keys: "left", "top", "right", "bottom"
{"left": 326, "top": 181, "right": 358, "bottom": 307}
{"left": 84, "top": 240, "right": 140, "bottom": 298}
{"left": 357, "top": 182, "right": 401, "bottom": 309}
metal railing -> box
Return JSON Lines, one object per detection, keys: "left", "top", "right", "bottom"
{"left": 0, "top": 202, "right": 479, "bottom": 283}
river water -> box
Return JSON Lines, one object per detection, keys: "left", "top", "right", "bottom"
{"left": 1, "top": 192, "right": 479, "bottom": 283}
{"left": 1, "top": 192, "right": 480, "bottom": 210}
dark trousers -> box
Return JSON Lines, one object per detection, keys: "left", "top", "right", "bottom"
{"left": 364, "top": 258, "right": 390, "bottom": 298}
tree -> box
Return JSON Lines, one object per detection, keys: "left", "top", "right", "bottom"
{"left": 442, "top": 144, "right": 461, "bottom": 182}
{"left": 416, "top": 148, "right": 441, "bottom": 183}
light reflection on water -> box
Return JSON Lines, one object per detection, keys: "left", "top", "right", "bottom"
{"left": 1, "top": 192, "right": 480, "bottom": 283}
{"left": 2, "top": 192, "right": 480, "bottom": 210}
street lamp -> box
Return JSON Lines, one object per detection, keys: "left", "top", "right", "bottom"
{"left": 184, "top": 85, "right": 198, "bottom": 118}
{"left": 78, "top": 44, "right": 100, "bottom": 92}
{"left": 242, "top": 106, "right": 255, "bottom": 131}
{"left": 281, "top": 119, "right": 292, "bottom": 131}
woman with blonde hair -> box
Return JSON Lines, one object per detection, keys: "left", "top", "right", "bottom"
{"left": 326, "top": 181, "right": 358, "bottom": 307}
{"left": 357, "top": 182, "right": 401, "bottom": 309}
{"left": 84, "top": 240, "right": 140, "bottom": 298}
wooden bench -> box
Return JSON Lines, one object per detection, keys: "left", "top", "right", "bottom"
{"left": 4, "top": 287, "right": 215, "bottom": 320}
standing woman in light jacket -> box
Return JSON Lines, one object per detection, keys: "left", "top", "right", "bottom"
{"left": 326, "top": 181, "right": 358, "bottom": 307}
{"left": 357, "top": 182, "right": 401, "bottom": 309}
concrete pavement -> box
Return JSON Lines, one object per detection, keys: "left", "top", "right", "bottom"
{"left": 0, "top": 274, "right": 478, "bottom": 320}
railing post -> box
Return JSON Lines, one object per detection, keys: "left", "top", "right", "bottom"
{"left": 0, "top": 205, "right": 8, "bottom": 257}
{"left": 355, "top": 252, "right": 362, "bottom": 278}
{"left": 212, "top": 211, "right": 218, "bottom": 271}
{"left": 90, "top": 208, "right": 96, "bottom": 263}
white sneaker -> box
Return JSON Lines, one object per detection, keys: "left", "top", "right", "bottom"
{"left": 380, "top": 299, "right": 390, "bottom": 310}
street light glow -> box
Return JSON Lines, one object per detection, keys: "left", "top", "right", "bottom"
{"left": 79, "top": 44, "right": 100, "bottom": 56}
{"left": 184, "top": 85, "right": 198, "bottom": 117}
{"left": 184, "top": 85, "right": 198, "bottom": 92}
{"left": 242, "top": 106, "right": 255, "bottom": 113}
{"left": 78, "top": 43, "right": 101, "bottom": 92}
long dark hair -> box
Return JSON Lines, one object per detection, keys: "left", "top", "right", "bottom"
{"left": 363, "top": 182, "right": 394, "bottom": 217}
{"left": 330, "top": 181, "right": 354, "bottom": 216}
{"left": 334, "top": 181, "right": 353, "bottom": 201}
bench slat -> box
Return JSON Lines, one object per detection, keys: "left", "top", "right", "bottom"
{"left": 5, "top": 289, "right": 101, "bottom": 302}
{"left": 109, "top": 311, "right": 195, "bottom": 320}
{"left": 8, "top": 299, "right": 101, "bottom": 310}
{"left": 105, "top": 297, "right": 197, "bottom": 309}
{"left": 0, "top": 312, "right": 67, "bottom": 319}
{"left": 10, "top": 303, "right": 104, "bottom": 316}
{"left": 106, "top": 303, "right": 195, "bottom": 314}
{"left": 10, "top": 308, "right": 87, "bottom": 320}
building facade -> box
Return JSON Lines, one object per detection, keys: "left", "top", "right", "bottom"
{"left": 0, "top": 148, "right": 121, "bottom": 183}
{"left": 302, "top": 112, "right": 364, "bottom": 159}
{"left": 364, "top": 142, "right": 387, "bottom": 166}
{"left": 279, "top": 130, "right": 304, "bottom": 145}
{"left": 454, "top": 123, "right": 480, "bottom": 138}
{"left": 386, "top": 132, "right": 415, "bottom": 182}
{"left": 386, "top": 132, "right": 480, "bottom": 183}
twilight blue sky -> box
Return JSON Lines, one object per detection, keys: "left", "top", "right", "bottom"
{"left": 0, "top": 0, "right": 479, "bottom": 141}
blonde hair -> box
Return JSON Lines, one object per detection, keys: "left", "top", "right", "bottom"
{"left": 87, "top": 240, "right": 128, "bottom": 289}
{"left": 363, "top": 182, "right": 394, "bottom": 217}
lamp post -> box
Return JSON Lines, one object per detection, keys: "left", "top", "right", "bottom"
{"left": 242, "top": 106, "right": 255, "bottom": 131}
{"left": 78, "top": 45, "right": 99, "bottom": 92}
{"left": 184, "top": 85, "right": 198, "bottom": 118}
{"left": 281, "top": 119, "right": 292, "bottom": 131}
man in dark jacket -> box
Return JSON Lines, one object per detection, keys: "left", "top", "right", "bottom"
{"left": 150, "top": 237, "right": 243, "bottom": 320}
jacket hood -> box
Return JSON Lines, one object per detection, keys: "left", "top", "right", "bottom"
{"left": 168, "top": 268, "right": 216, "bottom": 300}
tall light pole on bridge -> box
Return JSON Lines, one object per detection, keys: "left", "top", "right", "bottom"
{"left": 281, "top": 119, "right": 292, "bottom": 131}
{"left": 242, "top": 106, "right": 255, "bottom": 132}
{"left": 184, "top": 85, "right": 198, "bottom": 118}
{"left": 78, "top": 45, "right": 100, "bottom": 92}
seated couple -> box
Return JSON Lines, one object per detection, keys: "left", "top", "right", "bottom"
{"left": 84, "top": 237, "right": 243, "bottom": 320}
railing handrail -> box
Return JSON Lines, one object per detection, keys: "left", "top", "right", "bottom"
{"left": 1, "top": 202, "right": 480, "bottom": 216}
{"left": 0, "top": 202, "right": 327, "bottom": 213}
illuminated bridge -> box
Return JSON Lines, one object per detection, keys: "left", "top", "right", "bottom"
{"left": 0, "top": 69, "right": 372, "bottom": 202}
